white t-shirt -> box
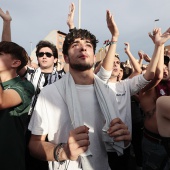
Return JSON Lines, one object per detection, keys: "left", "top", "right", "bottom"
{"left": 107, "top": 74, "right": 150, "bottom": 133}
{"left": 29, "top": 83, "right": 110, "bottom": 170}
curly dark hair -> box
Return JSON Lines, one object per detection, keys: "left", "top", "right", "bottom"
{"left": 36, "top": 40, "right": 58, "bottom": 59}
{"left": 63, "top": 29, "right": 98, "bottom": 56}
{"left": 0, "top": 41, "right": 28, "bottom": 71}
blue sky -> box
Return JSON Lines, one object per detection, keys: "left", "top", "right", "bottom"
{"left": 0, "top": 0, "right": 169, "bottom": 62}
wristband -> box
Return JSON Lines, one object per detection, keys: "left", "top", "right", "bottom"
{"left": 106, "top": 41, "right": 117, "bottom": 46}
{"left": 109, "top": 41, "right": 117, "bottom": 45}
{"left": 53, "top": 143, "right": 65, "bottom": 164}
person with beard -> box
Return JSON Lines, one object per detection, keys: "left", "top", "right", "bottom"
{"left": 28, "top": 10, "right": 131, "bottom": 170}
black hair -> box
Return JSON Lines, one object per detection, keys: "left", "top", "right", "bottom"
{"left": 164, "top": 55, "right": 170, "bottom": 66}
{"left": 63, "top": 29, "right": 98, "bottom": 55}
{"left": 0, "top": 41, "right": 28, "bottom": 71}
{"left": 36, "top": 40, "right": 58, "bottom": 59}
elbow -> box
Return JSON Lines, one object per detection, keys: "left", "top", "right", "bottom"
{"left": 156, "top": 74, "right": 163, "bottom": 81}
{"left": 155, "top": 71, "right": 163, "bottom": 81}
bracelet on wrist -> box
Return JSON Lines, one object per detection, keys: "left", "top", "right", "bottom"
{"left": 109, "top": 41, "right": 117, "bottom": 45}
{"left": 53, "top": 143, "right": 65, "bottom": 164}
{"left": 105, "top": 40, "right": 117, "bottom": 46}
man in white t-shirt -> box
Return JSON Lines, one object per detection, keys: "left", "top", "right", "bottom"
{"left": 98, "top": 28, "right": 170, "bottom": 170}
{"left": 28, "top": 10, "right": 131, "bottom": 170}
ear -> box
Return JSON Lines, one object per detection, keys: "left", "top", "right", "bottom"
{"left": 54, "top": 58, "right": 58, "bottom": 64}
{"left": 11, "top": 60, "right": 21, "bottom": 69}
{"left": 64, "top": 55, "right": 69, "bottom": 64}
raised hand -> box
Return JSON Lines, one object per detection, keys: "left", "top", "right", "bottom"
{"left": 106, "top": 10, "right": 119, "bottom": 41}
{"left": 150, "top": 27, "right": 170, "bottom": 46}
{"left": 67, "top": 3, "right": 75, "bottom": 29}
{"left": 155, "top": 27, "right": 170, "bottom": 45}
{"left": 64, "top": 125, "right": 90, "bottom": 161}
{"left": 143, "top": 53, "right": 151, "bottom": 62}
{"left": 149, "top": 28, "right": 162, "bottom": 44}
{"left": 138, "top": 50, "right": 144, "bottom": 59}
{"left": 124, "top": 42, "right": 130, "bottom": 54}
{"left": 0, "top": 8, "right": 12, "bottom": 21}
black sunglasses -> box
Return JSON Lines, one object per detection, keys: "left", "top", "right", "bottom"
{"left": 37, "top": 52, "right": 53, "bottom": 58}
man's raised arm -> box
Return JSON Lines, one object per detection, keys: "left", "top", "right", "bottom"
{"left": 102, "top": 10, "right": 119, "bottom": 72}
{"left": 0, "top": 8, "right": 12, "bottom": 41}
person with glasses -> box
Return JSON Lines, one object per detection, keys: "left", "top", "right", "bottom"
{"left": 21, "top": 40, "right": 65, "bottom": 170}
{"left": 21, "top": 40, "right": 65, "bottom": 115}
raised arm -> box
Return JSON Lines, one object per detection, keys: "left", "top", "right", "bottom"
{"left": 101, "top": 10, "right": 119, "bottom": 71}
{"left": 143, "top": 28, "right": 170, "bottom": 81}
{"left": 124, "top": 42, "right": 142, "bottom": 78}
{"left": 0, "top": 8, "right": 12, "bottom": 41}
{"left": 138, "top": 50, "right": 144, "bottom": 67}
{"left": 140, "top": 28, "right": 169, "bottom": 93}
{"left": 67, "top": 3, "right": 75, "bottom": 30}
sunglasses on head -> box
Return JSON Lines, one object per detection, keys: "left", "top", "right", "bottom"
{"left": 37, "top": 52, "right": 53, "bottom": 58}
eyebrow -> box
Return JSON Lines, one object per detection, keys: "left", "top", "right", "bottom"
{"left": 72, "top": 40, "right": 92, "bottom": 44}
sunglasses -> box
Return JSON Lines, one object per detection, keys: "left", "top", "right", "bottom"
{"left": 37, "top": 52, "right": 53, "bottom": 58}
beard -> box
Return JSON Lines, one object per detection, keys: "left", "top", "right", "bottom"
{"left": 69, "top": 62, "right": 94, "bottom": 71}
{"left": 68, "top": 56, "right": 94, "bottom": 71}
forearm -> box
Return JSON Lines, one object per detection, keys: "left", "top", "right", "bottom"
{"left": 29, "top": 140, "right": 56, "bottom": 161}
{"left": 2, "top": 20, "right": 11, "bottom": 41}
{"left": 155, "top": 45, "right": 164, "bottom": 79}
{"left": 102, "top": 37, "right": 118, "bottom": 71}
{"left": 29, "top": 135, "right": 69, "bottom": 162}
{"left": 144, "top": 44, "right": 162, "bottom": 80}
{"left": 126, "top": 51, "right": 142, "bottom": 74}
{"left": 138, "top": 58, "right": 143, "bottom": 67}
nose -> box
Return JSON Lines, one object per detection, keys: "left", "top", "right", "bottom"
{"left": 80, "top": 44, "right": 87, "bottom": 51}
{"left": 113, "top": 61, "right": 117, "bottom": 66}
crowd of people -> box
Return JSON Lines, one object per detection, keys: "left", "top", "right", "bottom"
{"left": 0, "top": 3, "right": 170, "bottom": 170}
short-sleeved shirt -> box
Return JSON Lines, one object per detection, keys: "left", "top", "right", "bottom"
{"left": 0, "top": 76, "right": 34, "bottom": 170}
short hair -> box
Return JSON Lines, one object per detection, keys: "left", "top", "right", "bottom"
{"left": 35, "top": 40, "right": 58, "bottom": 59}
{"left": 115, "top": 55, "right": 120, "bottom": 60}
{"left": 63, "top": 29, "right": 98, "bottom": 56}
{"left": 0, "top": 41, "right": 28, "bottom": 71}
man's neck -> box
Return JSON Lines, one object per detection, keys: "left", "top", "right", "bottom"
{"left": 69, "top": 68, "right": 94, "bottom": 85}
{"left": 40, "top": 67, "right": 54, "bottom": 73}
{"left": 109, "top": 76, "right": 117, "bottom": 83}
